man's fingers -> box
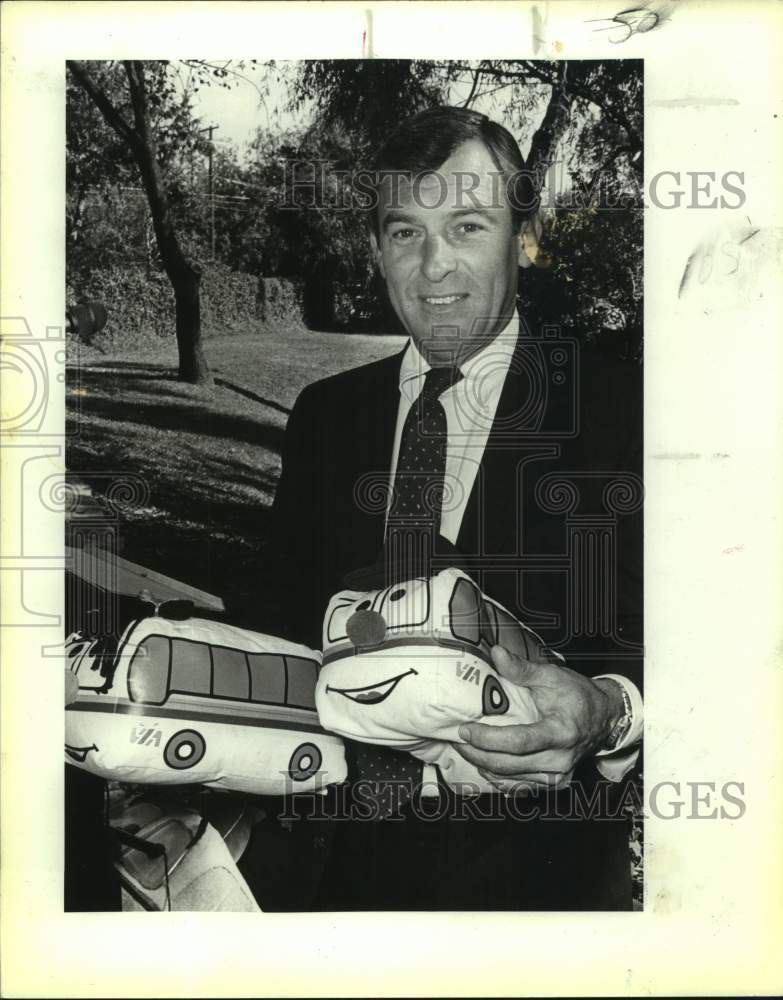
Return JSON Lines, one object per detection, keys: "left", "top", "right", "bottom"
{"left": 458, "top": 718, "right": 565, "bottom": 755}
{"left": 490, "top": 644, "right": 527, "bottom": 683}
{"left": 491, "top": 644, "right": 548, "bottom": 686}
{"left": 453, "top": 739, "right": 570, "bottom": 776}
{"left": 479, "top": 768, "right": 575, "bottom": 794}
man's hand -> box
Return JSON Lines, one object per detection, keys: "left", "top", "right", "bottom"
{"left": 455, "top": 645, "right": 625, "bottom": 794}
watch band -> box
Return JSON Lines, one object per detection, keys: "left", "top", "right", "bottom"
{"left": 602, "top": 682, "right": 633, "bottom": 751}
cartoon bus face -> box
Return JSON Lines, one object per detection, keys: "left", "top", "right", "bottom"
{"left": 65, "top": 616, "right": 347, "bottom": 795}
{"left": 316, "top": 567, "right": 557, "bottom": 748}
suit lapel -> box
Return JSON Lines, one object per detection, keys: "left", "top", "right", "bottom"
{"left": 337, "top": 347, "right": 405, "bottom": 568}
{"left": 457, "top": 334, "right": 560, "bottom": 561}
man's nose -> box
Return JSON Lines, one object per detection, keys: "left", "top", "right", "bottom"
{"left": 421, "top": 235, "right": 456, "bottom": 283}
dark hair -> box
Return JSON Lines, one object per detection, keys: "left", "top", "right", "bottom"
{"left": 366, "top": 105, "right": 539, "bottom": 235}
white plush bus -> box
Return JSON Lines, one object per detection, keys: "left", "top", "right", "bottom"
{"left": 316, "top": 567, "right": 559, "bottom": 793}
{"left": 65, "top": 615, "right": 347, "bottom": 796}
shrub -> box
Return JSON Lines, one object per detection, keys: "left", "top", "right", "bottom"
{"left": 66, "top": 263, "right": 295, "bottom": 351}
{"left": 257, "top": 277, "right": 305, "bottom": 330}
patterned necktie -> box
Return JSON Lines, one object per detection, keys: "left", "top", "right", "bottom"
{"left": 386, "top": 366, "right": 464, "bottom": 581}
{"left": 350, "top": 365, "right": 463, "bottom": 820}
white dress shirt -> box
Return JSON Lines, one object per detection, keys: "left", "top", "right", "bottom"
{"left": 385, "top": 313, "right": 642, "bottom": 780}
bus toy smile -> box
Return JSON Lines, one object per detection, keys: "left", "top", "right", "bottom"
{"left": 326, "top": 668, "right": 418, "bottom": 705}
{"left": 65, "top": 743, "right": 99, "bottom": 763}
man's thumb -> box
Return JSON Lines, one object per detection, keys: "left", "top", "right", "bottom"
{"left": 491, "top": 644, "right": 545, "bottom": 685}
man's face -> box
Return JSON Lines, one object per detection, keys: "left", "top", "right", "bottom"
{"left": 371, "top": 139, "right": 523, "bottom": 367}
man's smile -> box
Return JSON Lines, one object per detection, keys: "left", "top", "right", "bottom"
{"left": 420, "top": 293, "right": 468, "bottom": 306}
{"left": 326, "top": 668, "right": 417, "bottom": 705}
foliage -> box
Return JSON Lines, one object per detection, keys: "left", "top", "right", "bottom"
{"left": 528, "top": 205, "right": 643, "bottom": 358}
{"left": 283, "top": 60, "right": 448, "bottom": 156}
{"left": 67, "top": 262, "right": 264, "bottom": 352}
{"left": 67, "top": 59, "right": 262, "bottom": 383}
{"left": 272, "top": 59, "right": 643, "bottom": 346}
{"left": 68, "top": 59, "right": 643, "bottom": 348}
{"left": 257, "top": 278, "right": 305, "bottom": 330}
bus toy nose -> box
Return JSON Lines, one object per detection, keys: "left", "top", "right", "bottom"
{"left": 345, "top": 609, "right": 387, "bottom": 648}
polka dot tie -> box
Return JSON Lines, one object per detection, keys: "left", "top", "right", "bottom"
{"left": 391, "top": 365, "right": 464, "bottom": 522}
{"left": 349, "top": 744, "right": 424, "bottom": 820}
{"left": 350, "top": 366, "right": 464, "bottom": 819}
{"left": 386, "top": 366, "right": 464, "bottom": 581}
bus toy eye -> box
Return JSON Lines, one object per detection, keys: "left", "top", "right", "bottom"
{"left": 482, "top": 675, "right": 510, "bottom": 716}
{"left": 389, "top": 589, "right": 406, "bottom": 602}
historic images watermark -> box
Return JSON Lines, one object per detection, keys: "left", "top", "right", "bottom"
{"left": 276, "top": 777, "right": 746, "bottom": 824}
{"left": 277, "top": 161, "right": 747, "bottom": 213}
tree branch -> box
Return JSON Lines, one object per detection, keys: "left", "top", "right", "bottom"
{"left": 461, "top": 61, "right": 486, "bottom": 108}
{"left": 525, "top": 64, "right": 573, "bottom": 178}
{"left": 66, "top": 61, "right": 140, "bottom": 153}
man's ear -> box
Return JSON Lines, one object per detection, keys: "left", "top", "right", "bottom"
{"left": 369, "top": 229, "right": 386, "bottom": 279}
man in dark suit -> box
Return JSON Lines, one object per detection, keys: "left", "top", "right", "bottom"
{"left": 247, "top": 106, "right": 643, "bottom": 910}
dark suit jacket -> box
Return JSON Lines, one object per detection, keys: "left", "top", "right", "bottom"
{"left": 248, "top": 325, "right": 643, "bottom": 911}
{"left": 262, "top": 328, "right": 642, "bottom": 687}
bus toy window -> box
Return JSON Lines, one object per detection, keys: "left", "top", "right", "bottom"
{"left": 212, "top": 646, "right": 251, "bottom": 701}
{"left": 378, "top": 579, "right": 429, "bottom": 632}
{"left": 493, "top": 606, "right": 531, "bottom": 660}
{"left": 248, "top": 653, "right": 286, "bottom": 705}
{"left": 67, "top": 635, "right": 108, "bottom": 689}
{"left": 170, "top": 639, "right": 211, "bottom": 697}
{"left": 285, "top": 657, "right": 318, "bottom": 710}
{"left": 128, "top": 635, "right": 171, "bottom": 705}
{"left": 326, "top": 599, "right": 356, "bottom": 644}
{"left": 449, "top": 578, "right": 481, "bottom": 645}
{"left": 480, "top": 600, "right": 497, "bottom": 648}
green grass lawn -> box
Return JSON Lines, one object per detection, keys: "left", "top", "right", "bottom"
{"left": 67, "top": 327, "right": 405, "bottom": 613}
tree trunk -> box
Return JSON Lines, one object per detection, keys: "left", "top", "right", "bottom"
{"left": 526, "top": 69, "right": 573, "bottom": 182}
{"left": 123, "top": 62, "right": 213, "bottom": 387}
{"left": 67, "top": 60, "right": 213, "bottom": 386}
{"left": 174, "top": 271, "right": 211, "bottom": 383}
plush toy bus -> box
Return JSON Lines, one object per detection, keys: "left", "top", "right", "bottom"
{"left": 316, "top": 566, "right": 561, "bottom": 794}
{"left": 65, "top": 614, "right": 347, "bottom": 796}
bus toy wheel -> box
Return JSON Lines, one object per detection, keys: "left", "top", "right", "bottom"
{"left": 288, "top": 742, "right": 322, "bottom": 782}
{"left": 164, "top": 729, "right": 206, "bottom": 770}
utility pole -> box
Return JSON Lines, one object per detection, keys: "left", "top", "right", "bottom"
{"left": 199, "top": 124, "right": 218, "bottom": 260}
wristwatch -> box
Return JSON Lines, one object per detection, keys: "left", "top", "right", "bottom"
{"left": 602, "top": 681, "right": 634, "bottom": 752}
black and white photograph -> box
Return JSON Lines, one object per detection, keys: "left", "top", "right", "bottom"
{"left": 1, "top": 2, "right": 781, "bottom": 996}
{"left": 63, "top": 56, "right": 644, "bottom": 914}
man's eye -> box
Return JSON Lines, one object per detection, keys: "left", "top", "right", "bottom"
{"left": 457, "top": 222, "right": 483, "bottom": 235}
{"left": 389, "top": 228, "right": 418, "bottom": 243}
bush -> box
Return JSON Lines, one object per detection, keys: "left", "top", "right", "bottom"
{"left": 257, "top": 277, "right": 305, "bottom": 329}
{"left": 66, "top": 263, "right": 286, "bottom": 351}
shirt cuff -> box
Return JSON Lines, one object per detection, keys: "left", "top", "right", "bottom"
{"left": 595, "top": 744, "right": 640, "bottom": 782}
{"left": 592, "top": 673, "right": 643, "bottom": 781}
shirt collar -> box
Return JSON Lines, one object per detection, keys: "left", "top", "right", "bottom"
{"left": 399, "top": 312, "right": 520, "bottom": 398}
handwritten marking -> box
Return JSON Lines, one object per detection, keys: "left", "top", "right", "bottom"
{"left": 588, "top": 6, "right": 661, "bottom": 44}
{"left": 722, "top": 544, "right": 744, "bottom": 556}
